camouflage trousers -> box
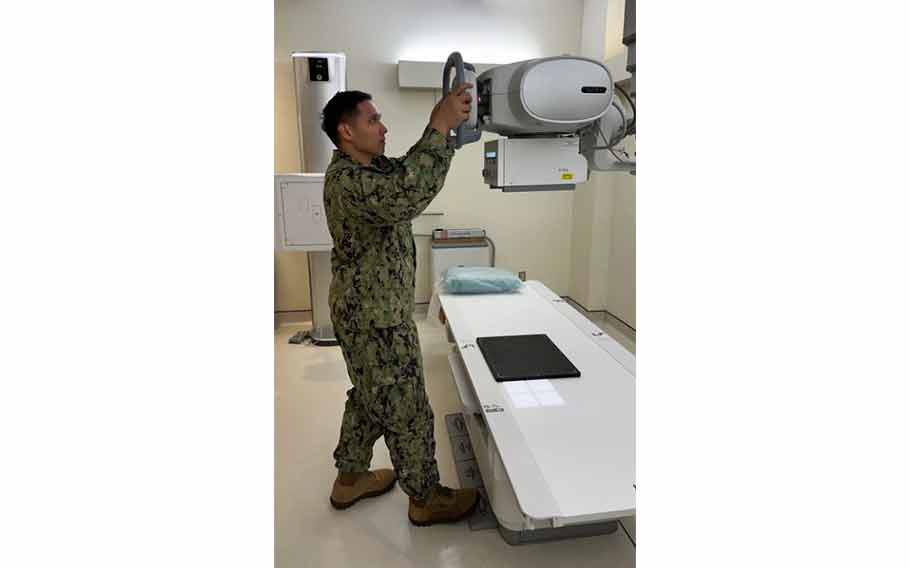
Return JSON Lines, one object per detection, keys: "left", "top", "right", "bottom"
{"left": 332, "top": 318, "right": 440, "bottom": 500}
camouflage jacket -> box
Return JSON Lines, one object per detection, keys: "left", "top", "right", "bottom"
{"left": 323, "top": 126, "right": 455, "bottom": 330}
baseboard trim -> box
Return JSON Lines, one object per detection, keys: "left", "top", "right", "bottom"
{"left": 274, "top": 310, "right": 312, "bottom": 329}
{"left": 562, "top": 296, "right": 636, "bottom": 333}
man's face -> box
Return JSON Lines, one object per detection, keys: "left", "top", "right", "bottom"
{"left": 344, "top": 100, "right": 388, "bottom": 158}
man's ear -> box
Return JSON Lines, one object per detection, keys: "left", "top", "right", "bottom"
{"left": 338, "top": 122, "right": 353, "bottom": 143}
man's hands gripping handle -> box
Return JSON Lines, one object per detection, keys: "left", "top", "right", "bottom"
{"left": 434, "top": 51, "right": 481, "bottom": 149}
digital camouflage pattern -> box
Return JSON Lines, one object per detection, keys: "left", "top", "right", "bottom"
{"left": 325, "top": 126, "right": 454, "bottom": 500}
{"left": 332, "top": 319, "right": 440, "bottom": 499}
{"left": 323, "top": 126, "right": 455, "bottom": 330}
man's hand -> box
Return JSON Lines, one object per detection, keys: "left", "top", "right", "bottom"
{"left": 429, "top": 82, "right": 473, "bottom": 136}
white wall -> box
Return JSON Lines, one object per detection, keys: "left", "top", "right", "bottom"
{"left": 602, "top": 0, "right": 635, "bottom": 327}
{"left": 275, "top": 0, "right": 587, "bottom": 310}
{"left": 275, "top": 0, "right": 635, "bottom": 323}
{"left": 604, "top": 170, "right": 635, "bottom": 327}
{"left": 568, "top": 0, "right": 636, "bottom": 327}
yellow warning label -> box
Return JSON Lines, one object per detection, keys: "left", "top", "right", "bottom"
{"left": 561, "top": 173, "right": 574, "bottom": 180}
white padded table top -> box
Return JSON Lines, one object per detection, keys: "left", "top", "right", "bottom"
{"left": 439, "top": 281, "right": 635, "bottom": 523}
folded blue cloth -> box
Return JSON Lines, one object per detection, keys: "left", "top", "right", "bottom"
{"left": 443, "top": 266, "right": 523, "bottom": 294}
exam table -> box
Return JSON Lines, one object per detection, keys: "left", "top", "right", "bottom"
{"left": 438, "top": 281, "right": 635, "bottom": 544}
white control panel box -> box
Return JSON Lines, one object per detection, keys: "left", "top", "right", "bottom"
{"left": 275, "top": 173, "right": 333, "bottom": 252}
{"left": 482, "top": 137, "right": 588, "bottom": 192}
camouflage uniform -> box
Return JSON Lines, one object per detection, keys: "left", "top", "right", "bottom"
{"left": 324, "top": 126, "right": 455, "bottom": 500}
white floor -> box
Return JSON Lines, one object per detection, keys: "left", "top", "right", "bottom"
{"left": 276, "top": 308, "right": 636, "bottom": 568}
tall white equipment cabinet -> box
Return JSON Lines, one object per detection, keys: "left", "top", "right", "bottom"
{"left": 275, "top": 52, "right": 345, "bottom": 345}
{"left": 293, "top": 52, "right": 346, "bottom": 172}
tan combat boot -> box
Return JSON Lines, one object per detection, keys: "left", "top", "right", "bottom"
{"left": 408, "top": 484, "right": 479, "bottom": 526}
{"left": 329, "top": 469, "right": 397, "bottom": 510}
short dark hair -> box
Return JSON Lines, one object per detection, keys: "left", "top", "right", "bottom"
{"left": 321, "top": 90, "right": 372, "bottom": 147}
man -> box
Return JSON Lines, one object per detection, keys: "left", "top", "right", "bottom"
{"left": 320, "top": 84, "right": 479, "bottom": 526}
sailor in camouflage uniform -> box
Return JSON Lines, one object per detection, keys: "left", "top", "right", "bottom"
{"left": 321, "top": 87, "right": 479, "bottom": 525}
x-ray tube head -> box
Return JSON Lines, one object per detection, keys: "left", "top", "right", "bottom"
{"left": 476, "top": 56, "right": 613, "bottom": 136}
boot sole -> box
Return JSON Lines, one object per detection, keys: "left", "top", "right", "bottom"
{"left": 329, "top": 478, "right": 398, "bottom": 510}
{"left": 407, "top": 494, "right": 480, "bottom": 527}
